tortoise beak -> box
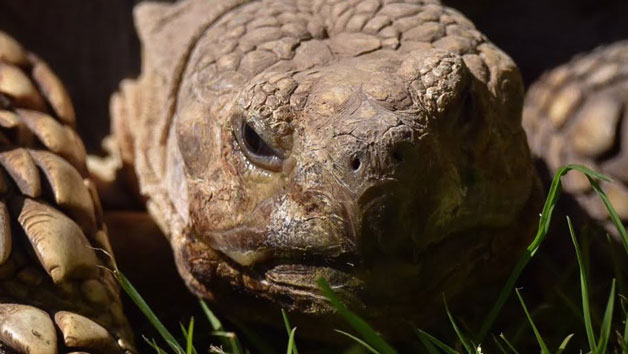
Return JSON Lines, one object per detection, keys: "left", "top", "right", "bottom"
{"left": 200, "top": 191, "right": 358, "bottom": 267}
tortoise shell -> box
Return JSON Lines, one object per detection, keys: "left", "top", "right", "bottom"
{"left": 523, "top": 41, "right": 628, "bottom": 235}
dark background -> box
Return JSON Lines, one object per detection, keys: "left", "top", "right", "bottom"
{"left": 1, "top": 0, "right": 627, "bottom": 153}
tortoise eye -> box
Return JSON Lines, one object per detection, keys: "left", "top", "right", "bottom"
{"left": 234, "top": 117, "right": 284, "bottom": 171}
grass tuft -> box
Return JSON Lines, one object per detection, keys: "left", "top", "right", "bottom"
{"left": 286, "top": 327, "right": 297, "bottom": 354}
{"left": 282, "top": 309, "right": 299, "bottom": 354}
{"left": 476, "top": 164, "right": 612, "bottom": 343}
{"left": 567, "top": 216, "right": 598, "bottom": 351}
{"left": 181, "top": 317, "right": 197, "bottom": 354}
{"left": 114, "top": 269, "right": 187, "bottom": 354}
{"left": 596, "top": 279, "right": 616, "bottom": 354}
{"left": 443, "top": 294, "right": 476, "bottom": 353}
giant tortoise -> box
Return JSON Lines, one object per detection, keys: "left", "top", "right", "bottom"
{"left": 0, "top": 0, "right": 625, "bottom": 353}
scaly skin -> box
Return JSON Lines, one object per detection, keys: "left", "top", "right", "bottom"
{"left": 0, "top": 32, "right": 135, "bottom": 353}
{"left": 110, "top": 0, "right": 541, "bottom": 332}
{"left": 523, "top": 41, "right": 628, "bottom": 236}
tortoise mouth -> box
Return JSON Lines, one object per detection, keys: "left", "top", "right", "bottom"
{"left": 203, "top": 225, "right": 360, "bottom": 268}
{"left": 180, "top": 229, "right": 365, "bottom": 313}
{"left": 204, "top": 226, "right": 363, "bottom": 284}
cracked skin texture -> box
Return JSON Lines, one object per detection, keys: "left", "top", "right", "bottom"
{"left": 112, "top": 0, "right": 542, "bottom": 332}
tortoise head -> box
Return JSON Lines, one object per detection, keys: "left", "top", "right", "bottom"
{"left": 128, "top": 0, "right": 540, "bottom": 325}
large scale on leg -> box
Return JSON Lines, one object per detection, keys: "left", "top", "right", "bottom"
{"left": 0, "top": 31, "right": 135, "bottom": 354}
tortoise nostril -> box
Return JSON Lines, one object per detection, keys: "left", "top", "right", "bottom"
{"left": 351, "top": 157, "right": 361, "bottom": 171}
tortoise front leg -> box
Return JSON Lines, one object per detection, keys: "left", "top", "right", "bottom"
{"left": 0, "top": 31, "right": 135, "bottom": 354}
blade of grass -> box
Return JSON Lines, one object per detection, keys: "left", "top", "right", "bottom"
{"left": 336, "top": 330, "right": 382, "bottom": 354}
{"left": 286, "top": 328, "right": 297, "bottom": 354}
{"left": 596, "top": 279, "right": 616, "bottom": 354}
{"left": 421, "top": 333, "right": 444, "bottom": 354}
{"left": 510, "top": 304, "right": 551, "bottom": 346}
{"left": 281, "top": 309, "right": 299, "bottom": 354}
{"left": 554, "top": 334, "right": 574, "bottom": 354}
{"left": 499, "top": 333, "right": 520, "bottom": 354}
{"left": 587, "top": 177, "right": 628, "bottom": 257}
{"left": 167, "top": 340, "right": 186, "bottom": 354}
{"left": 492, "top": 334, "right": 519, "bottom": 354}
{"left": 584, "top": 172, "right": 628, "bottom": 352}
{"left": 144, "top": 336, "right": 168, "bottom": 354}
{"left": 179, "top": 319, "right": 199, "bottom": 354}
{"left": 200, "top": 301, "right": 248, "bottom": 354}
{"left": 211, "top": 332, "right": 243, "bottom": 354}
{"left": 317, "top": 277, "right": 398, "bottom": 354}
{"left": 492, "top": 335, "right": 510, "bottom": 354}
{"left": 416, "top": 329, "right": 460, "bottom": 354}
{"left": 186, "top": 318, "right": 195, "bottom": 354}
{"left": 443, "top": 295, "right": 475, "bottom": 353}
{"left": 114, "top": 270, "right": 185, "bottom": 354}
{"left": 581, "top": 226, "right": 593, "bottom": 305}
{"left": 567, "top": 216, "right": 597, "bottom": 352}
{"left": 515, "top": 288, "right": 550, "bottom": 354}
{"left": 200, "top": 300, "right": 224, "bottom": 331}
{"left": 477, "top": 164, "right": 609, "bottom": 342}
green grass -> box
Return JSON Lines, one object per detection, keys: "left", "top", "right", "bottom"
{"left": 514, "top": 288, "right": 550, "bottom": 354}
{"left": 114, "top": 164, "right": 628, "bottom": 353}
{"left": 281, "top": 310, "right": 299, "bottom": 354}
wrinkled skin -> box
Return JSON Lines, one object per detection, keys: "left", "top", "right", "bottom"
{"left": 112, "top": 0, "right": 541, "bottom": 329}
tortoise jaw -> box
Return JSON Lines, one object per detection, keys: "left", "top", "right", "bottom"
{"left": 200, "top": 204, "right": 357, "bottom": 267}
{"left": 176, "top": 229, "right": 365, "bottom": 314}
{"left": 204, "top": 226, "right": 362, "bottom": 271}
